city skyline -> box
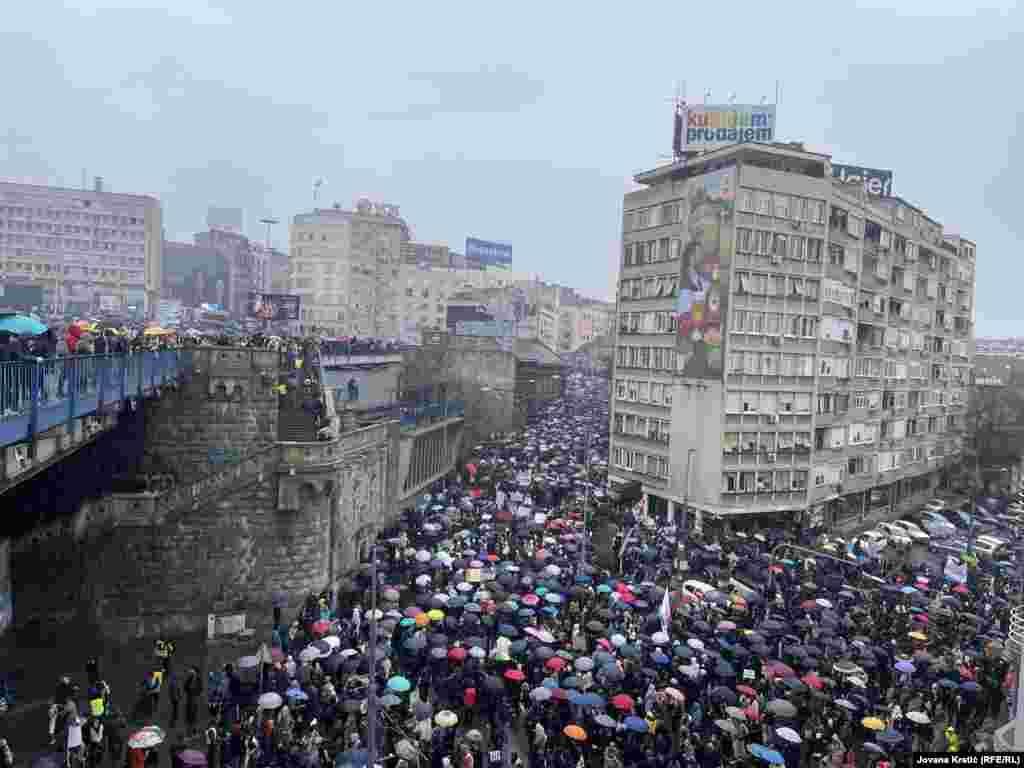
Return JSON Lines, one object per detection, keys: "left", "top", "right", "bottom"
{"left": 1, "top": 2, "right": 1019, "bottom": 331}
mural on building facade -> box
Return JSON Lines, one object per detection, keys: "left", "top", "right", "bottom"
{"left": 676, "top": 164, "right": 736, "bottom": 378}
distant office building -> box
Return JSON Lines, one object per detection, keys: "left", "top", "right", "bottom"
{"left": 289, "top": 200, "right": 409, "bottom": 338}
{"left": 161, "top": 241, "right": 228, "bottom": 307}
{"left": 0, "top": 180, "right": 162, "bottom": 317}
{"left": 193, "top": 228, "right": 269, "bottom": 316}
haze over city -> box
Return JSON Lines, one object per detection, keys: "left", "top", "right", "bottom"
{"left": 1, "top": 0, "right": 1020, "bottom": 331}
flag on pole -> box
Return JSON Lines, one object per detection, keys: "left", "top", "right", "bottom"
{"left": 658, "top": 588, "right": 672, "bottom": 633}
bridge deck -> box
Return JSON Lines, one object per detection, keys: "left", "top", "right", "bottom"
{"left": 0, "top": 351, "right": 189, "bottom": 448}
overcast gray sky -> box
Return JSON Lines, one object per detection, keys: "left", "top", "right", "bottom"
{"left": 1, "top": 1, "right": 1020, "bottom": 333}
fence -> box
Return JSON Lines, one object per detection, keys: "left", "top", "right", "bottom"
{"left": 0, "top": 350, "right": 190, "bottom": 445}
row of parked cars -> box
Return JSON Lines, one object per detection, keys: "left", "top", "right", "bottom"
{"left": 820, "top": 494, "right": 1024, "bottom": 564}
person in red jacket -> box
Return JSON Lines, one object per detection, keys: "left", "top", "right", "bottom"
{"left": 65, "top": 324, "right": 82, "bottom": 354}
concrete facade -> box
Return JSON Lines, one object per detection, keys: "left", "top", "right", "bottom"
{"left": 1, "top": 346, "right": 462, "bottom": 641}
{"left": 610, "top": 143, "right": 975, "bottom": 533}
{"left": 289, "top": 202, "right": 408, "bottom": 338}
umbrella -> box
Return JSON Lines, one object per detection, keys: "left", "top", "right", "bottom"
{"left": 530, "top": 687, "right": 552, "bottom": 702}
{"left": 594, "top": 714, "right": 617, "bottom": 729}
{"left": 387, "top": 676, "right": 411, "bottom": 693}
{"left": 380, "top": 694, "right": 402, "bottom": 708}
{"left": 906, "top": 710, "right": 931, "bottom": 724}
{"left": 766, "top": 700, "right": 797, "bottom": 718}
{"left": 611, "top": 694, "right": 635, "bottom": 711}
{"left": 776, "top": 727, "right": 801, "bottom": 744}
{"left": 464, "top": 730, "right": 483, "bottom": 743}
{"left": 876, "top": 729, "right": 903, "bottom": 745}
{"left": 0, "top": 314, "right": 48, "bottom": 335}
{"left": 434, "top": 710, "right": 458, "bottom": 728}
{"left": 749, "top": 744, "right": 785, "bottom": 765}
{"left": 128, "top": 726, "right": 165, "bottom": 749}
{"left": 564, "top": 725, "right": 587, "bottom": 741}
{"left": 258, "top": 693, "right": 283, "bottom": 710}
{"left": 715, "top": 719, "right": 738, "bottom": 735}
{"left": 862, "top": 717, "right": 885, "bottom": 731}
{"left": 623, "top": 716, "right": 649, "bottom": 733}
{"left": 394, "top": 741, "right": 418, "bottom": 762}
{"left": 178, "top": 750, "right": 207, "bottom": 768}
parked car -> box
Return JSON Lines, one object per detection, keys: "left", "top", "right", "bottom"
{"left": 876, "top": 523, "right": 912, "bottom": 549}
{"left": 889, "top": 520, "right": 930, "bottom": 543}
{"left": 857, "top": 530, "right": 890, "bottom": 554}
{"left": 924, "top": 499, "right": 948, "bottom": 513}
{"left": 915, "top": 512, "right": 956, "bottom": 538}
{"left": 930, "top": 539, "right": 969, "bottom": 557}
{"left": 819, "top": 536, "right": 847, "bottom": 555}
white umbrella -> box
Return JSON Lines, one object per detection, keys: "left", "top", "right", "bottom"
{"left": 776, "top": 726, "right": 802, "bottom": 744}
{"left": 258, "top": 692, "right": 283, "bottom": 710}
{"left": 416, "top": 550, "right": 431, "bottom": 563}
{"left": 651, "top": 631, "right": 670, "bottom": 646}
{"left": 299, "top": 647, "right": 323, "bottom": 662}
{"left": 433, "top": 593, "right": 451, "bottom": 604}
{"left": 687, "top": 638, "right": 705, "bottom": 651}
{"left": 128, "top": 727, "right": 165, "bottom": 749}
{"left": 907, "top": 711, "right": 931, "bottom": 724}
{"left": 322, "top": 636, "right": 342, "bottom": 649}
{"left": 340, "top": 648, "right": 359, "bottom": 658}
{"left": 416, "top": 575, "right": 432, "bottom": 587}
{"left": 238, "top": 655, "right": 260, "bottom": 670}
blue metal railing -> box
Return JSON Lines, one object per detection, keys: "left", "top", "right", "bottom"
{"left": 0, "top": 350, "right": 191, "bottom": 448}
{"left": 398, "top": 400, "right": 464, "bottom": 430}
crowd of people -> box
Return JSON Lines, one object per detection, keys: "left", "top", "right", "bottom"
{"left": 3, "top": 371, "right": 1022, "bottom": 768}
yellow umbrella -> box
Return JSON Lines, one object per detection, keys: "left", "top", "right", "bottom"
{"left": 861, "top": 717, "right": 885, "bottom": 731}
{"left": 144, "top": 326, "right": 171, "bottom": 336}
{"left": 427, "top": 609, "right": 445, "bottom": 622}
{"left": 908, "top": 631, "right": 927, "bottom": 641}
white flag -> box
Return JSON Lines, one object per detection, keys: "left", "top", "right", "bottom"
{"left": 658, "top": 589, "right": 672, "bottom": 632}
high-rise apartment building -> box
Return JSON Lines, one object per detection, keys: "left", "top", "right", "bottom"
{"left": 0, "top": 180, "right": 162, "bottom": 317}
{"left": 558, "top": 292, "right": 615, "bottom": 353}
{"left": 289, "top": 201, "right": 409, "bottom": 338}
{"left": 609, "top": 142, "right": 975, "bottom": 534}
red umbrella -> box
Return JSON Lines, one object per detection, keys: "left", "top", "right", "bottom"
{"left": 496, "top": 510, "right": 513, "bottom": 522}
{"left": 470, "top": 488, "right": 481, "bottom": 498}
{"left": 504, "top": 669, "right": 525, "bottom": 682}
{"left": 736, "top": 685, "right": 757, "bottom": 697}
{"left": 611, "top": 694, "right": 635, "bottom": 712}
{"left": 765, "top": 662, "right": 796, "bottom": 678}
{"left": 768, "top": 565, "right": 783, "bottom": 574}
{"left": 801, "top": 673, "right": 824, "bottom": 690}
{"left": 952, "top": 583, "right": 969, "bottom": 594}
{"left": 448, "top": 647, "right": 467, "bottom": 662}
{"left": 487, "top": 554, "right": 499, "bottom": 562}
{"left": 551, "top": 688, "right": 569, "bottom": 701}
{"left": 799, "top": 600, "right": 818, "bottom": 611}
{"left": 312, "top": 620, "right": 330, "bottom": 635}
{"left": 545, "top": 657, "right": 567, "bottom": 672}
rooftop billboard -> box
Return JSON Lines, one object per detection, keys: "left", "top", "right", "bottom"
{"left": 831, "top": 164, "right": 893, "bottom": 197}
{"left": 247, "top": 292, "right": 301, "bottom": 321}
{"left": 465, "top": 238, "right": 512, "bottom": 270}
{"left": 679, "top": 104, "right": 776, "bottom": 151}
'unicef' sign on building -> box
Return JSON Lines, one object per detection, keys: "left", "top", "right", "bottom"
{"left": 683, "top": 105, "right": 776, "bottom": 150}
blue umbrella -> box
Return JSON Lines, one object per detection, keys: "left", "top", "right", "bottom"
{"left": 0, "top": 314, "right": 46, "bottom": 335}
{"left": 623, "top": 716, "right": 649, "bottom": 733}
{"left": 876, "top": 729, "right": 903, "bottom": 745}
{"left": 749, "top": 744, "right": 785, "bottom": 765}
{"left": 387, "top": 676, "right": 411, "bottom": 693}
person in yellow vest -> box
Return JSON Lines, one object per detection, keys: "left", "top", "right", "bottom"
{"left": 945, "top": 726, "right": 960, "bottom": 752}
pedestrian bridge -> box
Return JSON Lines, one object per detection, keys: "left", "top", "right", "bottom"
{"left": 0, "top": 351, "right": 189, "bottom": 490}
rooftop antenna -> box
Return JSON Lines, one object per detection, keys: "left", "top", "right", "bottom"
{"left": 728, "top": 92, "right": 737, "bottom": 104}
{"left": 704, "top": 90, "right": 712, "bottom": 104}
{"left": 313, "top": 178, "right": 324, "bottom": 205}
